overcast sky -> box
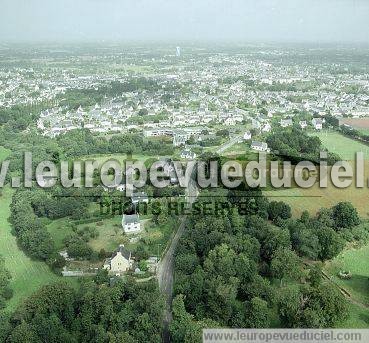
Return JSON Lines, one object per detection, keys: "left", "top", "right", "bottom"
{"left": 1, "top": 0, "right": 368, "bottom": 43}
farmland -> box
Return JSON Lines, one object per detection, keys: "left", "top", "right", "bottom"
{"left": 0, "top": 145, "right": 77, "bottom": 311}
{"left": 340, "top": 118, "right": 369, "bottom": 135}
{"left": 0, "top": 187, "right": 78, "bottom": 311}
{"left": 312, "top": 131, "right": 369, "bottom": 160}
{"left": 264, "top": 131, "right": 369, "bottom": 327}
{"left": 323, "top": 240, "right": 369, "bottom": 328}
{"left": 265, "top": 131, "right": 369, "bottom": 217}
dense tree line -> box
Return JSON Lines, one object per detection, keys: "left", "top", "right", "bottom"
{"left": 266, "top": 127, "right": 340, "bottom": 164}
{"left": 340, "top": 124, "right": 369, "bottom": 146}
{"left": 0, "top": 279, "right": 164, "bottom": 343}
{"left": 170, "top": 186, "right": 363, "bottom": 341}
{"left": 9, "top": 188, "right": 90, "bottom": 262}
{"left": 0, "top": 104, "right": 47, "bottom": 132}
{"left": 58, "top": 78, "right": 161, "bottom": 109}
{"left": 57, "top": 129, "right": 174, "bottom": 158}
{"left": 281, "top": 202, "right": 362, "bottom": 261}
{"left": 0, "top": 257, "right": 12, "bottom": 310}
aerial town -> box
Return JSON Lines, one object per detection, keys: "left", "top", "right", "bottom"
{"left": 2, "top": 47, "right": 368, "bottom": 138}
{"left": 1, "top": 42, "right": 369, "bottom": 342}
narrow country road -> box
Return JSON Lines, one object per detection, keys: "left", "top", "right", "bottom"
{"left": 157, "top": 168, "right": 199, "bottom": 343}
{"left": 157, "top": 217, "right": 187, "bottom": 343}
{"left": 217, "top": 134, "right": 243, "bottom": 154}
{"left": 157, "top": 137, "right": 242, "bottom": 341}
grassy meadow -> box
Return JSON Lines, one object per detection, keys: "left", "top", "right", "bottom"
{"left": 0, "top": 187, "right": 78, "bottom": 311}
{"left": 0, "top": 146, "right": 10, "bottom": 161}
{"left": 0, "top": 147, "right": 78, "bottom": 311}
{"left": 313, "top": 131, "right": 369, "bottom": 160}
{"left": 325, "top": 242, "right": 369, "bottom": 305}
{"left": 263, "top": 131, "right": 369, "bottom": 327}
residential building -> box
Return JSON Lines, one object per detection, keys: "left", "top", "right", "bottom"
{"left": 251, "top": 141, "right": 269, "bottom": 152}
{"left": 122, "top": 214, "right": 141, "bottom": 234}
{"left": 103, "top": 245, "right": 132, "bottom": 274}
{"left": 299, "top": 120, "right": 307, "bottom": 129}
{"left": 243, "top": 131, "right": 252, "bottom": 140}
{"left": 280, "top": 118, "right": 293, "bottom": 128}
{"left": 131, "top": 192, "right": 149, "bottom": 205}
{"left": 180, "top": 150, "right": 197, "bottom": 160}
{"left": 312, "top": 118, "right": 323, "bottom": 130}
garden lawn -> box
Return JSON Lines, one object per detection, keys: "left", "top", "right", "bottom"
{"left": 86, "top": 216, "right": 126, "bottom": 253}
{"left": 87, "top": 215, "right": 178, "bottom": 257}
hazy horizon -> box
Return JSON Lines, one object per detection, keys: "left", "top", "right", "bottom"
{"left": 1, "top": 0, "right": 369, "bottom": 44}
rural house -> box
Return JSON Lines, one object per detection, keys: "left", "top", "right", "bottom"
{"left": 122, "top": 214, "right": 141, "bottom": 234}
{"left": 131, "top": 192, "right": 149, "bottom": 205}
{"left": 251, "top": 141, "right": 269, "bottom": 152}
{"left": 103, "top": 245, "right": 132, "bottom": 274}
{"left": 312, "top": 118, "right": 323, "bottom": 130}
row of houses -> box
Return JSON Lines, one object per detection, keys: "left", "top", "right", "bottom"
{"left": 280, "top": 118, "right": 323, "bottom": 130}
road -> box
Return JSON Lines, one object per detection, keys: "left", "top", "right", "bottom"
{"left": 157, "top": 137, "right": 240, "bottom": 342}
{"left": 217, "top": 134, "right": 243, "bottom": 154}
{"left": 157, "top": 168, "right": 198, "bottom": 343}
{"left": 157, "top": 218, "right": 187, "bottom": 342}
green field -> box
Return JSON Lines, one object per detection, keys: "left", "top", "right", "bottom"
{"left": 0, "top": 187, "right": 72, "bottom": 311}
{"left": 311, "top": 131, "right": 369, "bottom": 160}
{"left": 356, "top": 128, "right": 369, "bottom": 135}
{"left": 343, "top": 303, "right": 369, "bottom": 328}
{"left": 86, "top": 216, "right": 126, "bottom": 252}
{"left": 0, "top": 146, "right": 11, "bottom": 161}
{"left": 266, "top": 131, "right": 369, "bottom": 217}
{"left": 0, "top": 147, "right": 78, "bottom": 311}
{"left": 324, "top": 242, "right": 369, "bottom": 327}
{"left": 325, "top": 243, "right": 369, "bottom": 306}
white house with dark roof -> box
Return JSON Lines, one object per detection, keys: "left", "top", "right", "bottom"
{"left": 131, "top": 192, "right": 149, "bottom": 205}
{"left": 312, "top": 118, "right": 323, "bottom": 130}
{"left": 122, "top": 214, "right": 141, "bottom": 234}
{"left": 243, "top": 131, "right": 252, "bottom": 140}
{"left": 262, "top": 123, "right": 272, "bottom": 133}
{"left": 280, "top": 118, "right": 293, "bottom": 128}
{"left": 251, "top": 141, "right": 269, "bottom": 152}
{"left": 180, "top": 150, "right": 197, "bottom": 160}
{"left": 299, "top": 120, "right": 307, "bottom": 129}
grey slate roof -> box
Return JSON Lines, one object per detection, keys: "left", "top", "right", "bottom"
{"left": 131, "top": 192, "right": 148, "bottom": 203}
{"left": 123, "top": 214, "right": 139, "bottom": 225}
{"left": 111, "top": 245, "right": 131, "bottom": 260}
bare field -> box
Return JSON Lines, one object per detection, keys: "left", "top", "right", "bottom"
{"left": 340, "top": 117, "right": 369, "bottom": 130}
{"left": 265, "top": 132, "right": 369, "bottom": 217}
{"left": 265, "top": 160, "right": 369, "bottom": 218}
